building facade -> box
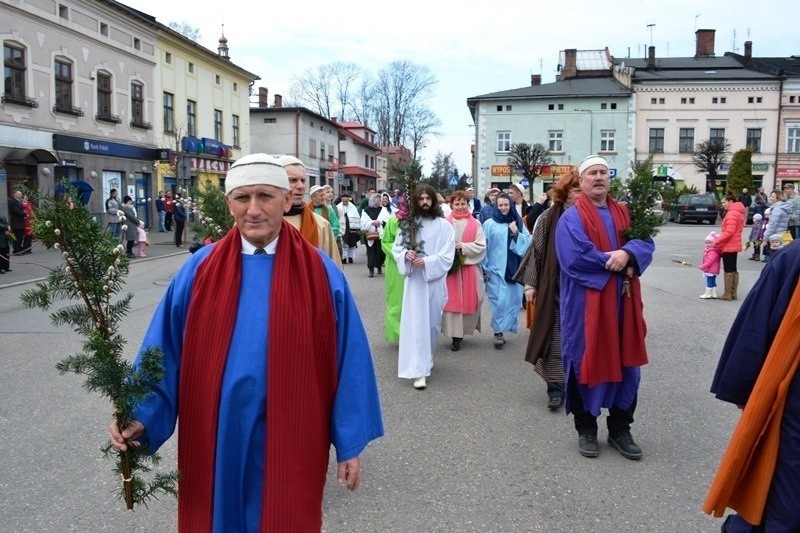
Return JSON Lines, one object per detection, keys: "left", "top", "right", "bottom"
{"left": 2, "top": 0, "right": 159, "bottom": 222}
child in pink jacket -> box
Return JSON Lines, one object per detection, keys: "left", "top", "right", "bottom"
{"left": 699, "top": 231, "right": 721, "bottom": 299}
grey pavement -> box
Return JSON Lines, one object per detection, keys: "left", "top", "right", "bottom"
{"left": 0, "top": 221, "right": 761, "bottom": 531}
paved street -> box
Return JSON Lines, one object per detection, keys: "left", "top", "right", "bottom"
{"left": 0, "top": 222, "right": 764, "bottom": 531}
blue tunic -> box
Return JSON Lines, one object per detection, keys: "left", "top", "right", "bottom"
{"left": 481, "top": 219, "right": 531, "bottom": 333}
{"left": 555, "top": 204, "right": 654, "bottom": 416}
{"left": 711, "top": 242, "right": 800, "bottom": 532}
{"left": 133, "top": 243, "right": 384, "bottom": 532}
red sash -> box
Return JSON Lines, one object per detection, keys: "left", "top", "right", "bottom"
{"left": 575, "top": 194, "right": 648, "bottom": 386}
{"left": 178, "top": 222, "right": 337, "bottom": 531}
{"left": 445, "top": 213, "right": 479, "bottom": 314}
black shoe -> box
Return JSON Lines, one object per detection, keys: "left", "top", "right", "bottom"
{"left": 368, "top": 271, "right": 374, "bottom": 278}
{"left": 450, "top": 337, "right": 462, "bottom": 351}
{"left": 547, "top": 396, "right": 564, "bottom": 411}
{"left": 0, "top": 270, "right": 5, "bottom": 274}
{"left": 348, "top": 258, "right": 353, "bottom": 264}
{"left": 607, "top": 432, "right": 643, "bottom": 460}
{"left": 578, "top": 434, "right": 599, "bottom": 458}
{"left": 493, "top": 333, "right": 504, "bottom": 348}
{"left": 126, "top": 252, "right": 135, "bottom": 258}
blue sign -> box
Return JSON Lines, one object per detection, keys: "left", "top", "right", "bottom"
{"left": 53, "top": 134, "right": 157, "bottom": 161}
{"left": 609, "top": 168, "right": 617, "bottom": 178}
{"left": 448, "top": 175, "right": 459, "bottom": 187}
{"left": 519, "top": 178, "right": 529, "bottom": 187}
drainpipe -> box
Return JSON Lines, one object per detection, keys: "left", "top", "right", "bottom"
{"left": 774, "top": 77, "right": 783, "bottom": 188}
{"left": 295, "top": 110, "right": 300, "bottom": 157}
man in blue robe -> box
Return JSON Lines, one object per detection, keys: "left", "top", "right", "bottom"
{"left": 555, "top": 155, "right": 654, "bottom": 460}
{"left": 706, "top": 241, "right": 800, "bottom": 532}
{"left": 110, "top": 153, "right": 384, "bottom": 532}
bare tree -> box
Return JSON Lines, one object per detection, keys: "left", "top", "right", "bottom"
{"left": 167, "top": 21, "right": 201, "bottom": 42}
{"left": 406, "top": 106, "right": 442, "bottom": 160}
{"left": 692, "top": 138, "right": 730, "bottom": 197}
{"left": 373, "top": 60, "right": 438, "bottom": 148}
{"left": 507, "top": 143, "right": 554, "bottom": 202}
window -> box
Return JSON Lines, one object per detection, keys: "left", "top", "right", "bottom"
{"left": 263, "top": 117, "right": 276, "bottom": 124}
{"left": 100, "top": 23, "right": 108, "bottom": 36}
{"left": 601, "top": 103, "right": 607, "bottom": 109}
{"left": 549, "top": 130, "right": 563, "bottom": 152}
{"left": 232, "top": 114, "right": 239, "bottom": 147}
{"left": 659, "top": 98, "right": 665, "bottom": 104}
{"left": 97, "top": 72, "right": 112, "bottom": 115}
{"left": 600, "top": 130, "right": 615, "bottom": 152}
{"left": 214, "top": 109, "right": 222, "bottom": 141}
{"left": 506, "top": 105, "right": 512, "bottom": 111}
{"left": 58, "top": 4, "right": 68, "bottom": 18}
{"left": 188, "top": 62, "right": 194, "bottom": 73}
{"left": 339, "top": 151, "right": 346, "bottom": 165}
{"left": 788, "top": 126, "right": 800, "bottom": 153}
{"left": 757, "top": 97, "right": 762, "bottom": 103}
{"left": 548, "top": 104, "right": 554, "bottom": 110}
{"left": 496, "top": 131, "right": 511, "bottom": 152}
{"left": 790, "top": 96, "right": 796, "bottom": 104}
{"left": 558, "top": 103, "right": 564, "bottom": 110}
{"left": 130, "top": 81, "right": 143, "bottom": 123}
{"left": 681, "top": 97, "right": 695, "bottom": 104}
{"left": 364, "top": 154, "right": 369, "bottom": 167}
{"left": 746, "top": 128, "right": 762, "bottom": 152}
{"left": 233, "top": 82, "right": 238, "bottom": 92}
{"left": 328, "top": 145, "right": 334, "bottom": 161}
{"left": 748, "top": 96, "right": 763, "bottom": 104}
{"left": 710, "top": 128, "right": 726, "bottom": 141}
{"left": 651, "top": 98, "right": 657, "bottom": 104}
{"left": 54, "top": 58, "right": 73, "bottom": 108}
{"left": 165, "top": 52, "right": 172, "bottom": 64}
{"left": 679, "top": 128, "right": 695, "bottom": 153}
{"left": 320, "top": 142, "right": 325, "bottom": 161}
{"left": 712, "top": 97, "right": 718, "bottom": 104}
{"left": 611, "top": 103, "right": 617, "bottom": 109}
{"left": 133, "top": 38, "right": 141, "bottom": 50}
{"left": 721, "top": 97, "right": 727, "bottom": 104}
{"left": 186, "top": 100, "right": 196, "bottom": 136}
{"left": 497, "top": 105, "right": 502, "bottom": 112}
{"left": 649, "top": 128, "right": 665, "bottom": 153}
{"left": 163, "top": 91, "right": 174, "bottom": 132}
{"left": 215, "top": 75, "right": 220, "bottom": 84}
{"left": 4, "top": 43, "right": 26, "bottom": 99}
{"left": 309, "top": 139, "right": 317, "bottom": 158}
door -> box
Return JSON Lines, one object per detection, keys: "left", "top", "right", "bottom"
{"left": 134, "top": 174, "right": 151, "bottom": 228}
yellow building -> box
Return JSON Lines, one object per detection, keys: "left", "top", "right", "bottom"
{"left": 153, "top": 26, "right": 259, "bottom": 195}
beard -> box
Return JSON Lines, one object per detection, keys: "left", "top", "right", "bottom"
{"left": 417, "top": 203, "right": 437, "bottom": 219}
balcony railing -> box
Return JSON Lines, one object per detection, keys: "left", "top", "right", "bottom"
{"left": 96, "top": 112, "right": 122, "bottom": 124}
{"left": 130, "top": 119, "right": 152, "bottom": 130}
{"left": 2, "top": 93, "right": 39, "bottom": 108}
{"left": 53, "top": 104, "right": 84, "bottom": 117}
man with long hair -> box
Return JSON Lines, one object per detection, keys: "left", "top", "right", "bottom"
{"left": 392, "top": 184, "right": 455, "bottom": 390}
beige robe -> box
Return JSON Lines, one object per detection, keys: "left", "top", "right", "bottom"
{"left": 441, "top": 217, "right": 487, "bottom": 339}
{"left": 285, "top": 212, "right": 342, "bottom": 267}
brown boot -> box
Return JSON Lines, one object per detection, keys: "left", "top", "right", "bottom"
{"left": 718, "top": 273, "right": 734, "bottom": 300}
{"left": 731, "top": 272, "right": 740, "bottom": 300}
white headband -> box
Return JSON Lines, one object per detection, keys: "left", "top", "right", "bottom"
{"left": 225, "top": 153, "right": 289, "bottom": 194}
{"left": 578, "top": 155, "right": 609, "bottom": 175}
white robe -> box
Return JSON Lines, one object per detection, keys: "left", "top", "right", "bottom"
{"left": 392, "top": 216, "right": 455, "bottom": 379}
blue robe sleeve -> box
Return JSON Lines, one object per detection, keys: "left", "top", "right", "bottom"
{"left": 132, "top": 247, "right": 211, "bottom": 451}
{"left": 710, "top": 246, "right": 799, "bottom": 406}
{"left": 321, "top": 253, "right": 385, "bottom": 462}
{"left": 621, "top": 238, "right": 655, "bottom": 276}
{"left": 510, "top": 226, "right": 531, "bottom": 257}
{"left": 555, "top": 210, "right": 613, "bottom": 291}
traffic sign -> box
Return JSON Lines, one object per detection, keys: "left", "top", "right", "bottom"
{"left": 519, "top": 178, "right": 529, "bottom": 187}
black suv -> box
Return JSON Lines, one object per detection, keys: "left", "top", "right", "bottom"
{"left": 668, "top": 194, "right": 718, "bottom": 224}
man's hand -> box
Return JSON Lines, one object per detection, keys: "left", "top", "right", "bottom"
{"left": 411, "top": 257, "right": 425, "bottom": 269}
{"left": 405, "top": 250, "right": 416, "bottom": 262}
{"left": 109, "top": 419, "right": 145, "bottom": 452}
{"left": 337, "top": 457, "right": 361, "bottom": 491}
{"left": 604, "top": 249, "right": 630, "bottom": 273}
{"left": 524, "top": 287, "right": 537, "bottom": 303}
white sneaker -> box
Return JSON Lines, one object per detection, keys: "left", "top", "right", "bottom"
{"left": 413, "top": 377, "right": 427, "bottom": 390}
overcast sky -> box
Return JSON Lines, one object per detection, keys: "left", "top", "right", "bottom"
{"left": 124, "top": 0, "right": 797, "bottom": 175}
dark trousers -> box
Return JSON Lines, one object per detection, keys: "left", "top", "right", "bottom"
{"left": 22, "top": 234, "right": 32, "bottom": 253}
{"left": 366, "top": 240, "right": 384, "bottom": 273}
{"left": 567, "top": 370, "right": 636, "bottom": 437}
{"left": 165, "top": 212, "right": 173, "bottom": 231}
{"left": 126, "top": 239, "right": 136, "bottom": 256}
{"left": 0, "top": 246, "right": 9, "bottom": 271}
{"left": 12, "top": 229, "right": 23, "bottom": 253}
{"left": 547, "top": 381, "right": 565, "bottom": 399}
{"left": 174, "top": 220, "right": 185, "bottom": 246}
{"left": 790, "top": 225, "right": 800, "bottom": 240}
{"left": 721, "top": 251, "right": 738, "bottom": 273}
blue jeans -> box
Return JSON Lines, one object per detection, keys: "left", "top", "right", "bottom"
{"left": 158, "top": 211, "right": 166, "bottom": 232}
{"left": 705, "top": 274, "right": 717, "bottom": 288}
{"left": 108, "top": 222, "right": 121, "bottom": 239}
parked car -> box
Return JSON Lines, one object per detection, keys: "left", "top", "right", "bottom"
{"left": 668, "top": 194, "right": 718, "bottom": 224}
{"left": 616, "top": 190, "right": 666, "bottom": 224}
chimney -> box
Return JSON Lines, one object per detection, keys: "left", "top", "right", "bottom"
{"left": 258, "top": 87, "right": 268, "bottom": 108}
{"left": 744, "top": 40, "right": 752, "bottom": 59}
{"left": 647, "top": 46, "right": 656, "bottom": 68}
{"left": 695, "top": 29, "right": 716, "bottom": 58}
{"left": 274, "top": 94, "right": 282, "bottom": 108}
{"left": 562, "top": 49, "right": 577, "bottom": 79}
{"left": 530, "top": 74, "right": 541, "bottom": 86}
{"left": 331, "top": 117, "right": 338, "bottom": 123}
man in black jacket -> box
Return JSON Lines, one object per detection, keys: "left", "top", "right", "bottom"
{"left": 7, "top": 190, "right": 26, "bottom": 255}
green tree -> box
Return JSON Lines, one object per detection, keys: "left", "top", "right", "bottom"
{"left": 624, "top": 155, "right": 663, "bottom": 240}
{"left": 186, "top": 185, "right": 234, "bottom": 241}
{"left": 727, "top": 148, "right": 754, "bottom": 195}
{"left": 507, "top": 143, "right": 553, "bottom": 203}
{"left": 426, "top": 151, "right": 456, "bottom": 193}
{"left": 692, "top": 138, "right": 730, "bottom": 199}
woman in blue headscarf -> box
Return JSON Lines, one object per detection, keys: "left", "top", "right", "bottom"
{"left": 481, "top": 192, "right": 532, "bottom": 348}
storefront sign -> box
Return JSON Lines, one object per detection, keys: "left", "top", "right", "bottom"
{"left": 59, "top": 159, "right": 78, "bottom": 167}
{"left": 189, "top": 157, "right": 231, "bottom": 173}
{"left": 540, "top": 165, "right": 576, "bottom": 177}
{"left": 752, "top": 163, "right": 769, "bottom": 172}
{"left": 491, "top": 165, "right": 525, "bottom": 176}
{"left": 777, "top": 167, "right": 800, "bottom": 177}
{"left": 53, "top": 134, "right": 156, "bottom": 161}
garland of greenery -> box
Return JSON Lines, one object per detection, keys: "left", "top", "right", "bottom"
{"left": 394, "top": 173, "right": 425, "bottom": 254}
{"left": 19, "top": 185, "right": 178, "bottom": 509}
{"left": 185, "top": 186, "right": 234, "bottom": 242}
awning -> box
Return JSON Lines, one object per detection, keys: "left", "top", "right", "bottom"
{"left": 341, "top": 165, "right": 380, "bottom": 179}
{"left": 4, "top": 148, "right": 58, "bottom": 165}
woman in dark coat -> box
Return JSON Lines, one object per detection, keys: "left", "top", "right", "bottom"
{"left": 514, "top": 171, "right": 581, "bottom": 410}
{"left": 120, "top": 195, "right": 141, "bottom": 258}
{"left": 0, "top": 215, "right": 12, "bottom": 273}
